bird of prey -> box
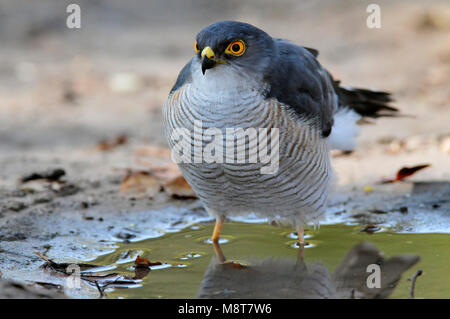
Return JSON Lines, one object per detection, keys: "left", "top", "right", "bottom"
{"left": 163, "top": 21, "right": 397, "bottom": 247}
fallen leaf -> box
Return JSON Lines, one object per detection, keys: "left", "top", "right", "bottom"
{"left": 163, "top": 175, "right": 197, "bottom": 199}
{"left": 224, "top": 261, "right": 247, "bottom": 269}
{"left": 96, "top": 134, "right": 128, "bottom": 151}
{"left": 134, "top": 145, "right": 172, "bottom": 159}
{"left": 119, "top": 170, "right": 161, "bottom": 197}
{"left": 381, "top": 164, "right": 431, "bottom": 184}
{"left": 396, "top": 164, "right": 431, "bottom": 181}
{"left": 134, "top": 255, "right": 162, "bottom": 268}
{"left": 134, "top": 146, "right": 181, "bottom": 182}
{"left": 20, "top": 169, "right": 66, "bottom": 183}
{"left": 132, "top": 145, "right": 197, "bottom": 198}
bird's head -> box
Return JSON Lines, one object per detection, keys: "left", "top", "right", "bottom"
{"left": 193, "top": 21, "right": 275, "bottom": 79}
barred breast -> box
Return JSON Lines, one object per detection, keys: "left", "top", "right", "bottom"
{"left": 163, "top": 82, "right": 332, "bottom": 227}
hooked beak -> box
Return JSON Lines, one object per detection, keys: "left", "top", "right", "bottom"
{"left": 201, "top": 47, "right": 216, "bottom": 74}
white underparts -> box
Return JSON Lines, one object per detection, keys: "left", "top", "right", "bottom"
{"left": 328, "top": 107, "right": 361, "bottom": 151}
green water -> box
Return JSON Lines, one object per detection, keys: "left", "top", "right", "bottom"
{"left": 92, "top": 222, "right": 450, "bottom": 299}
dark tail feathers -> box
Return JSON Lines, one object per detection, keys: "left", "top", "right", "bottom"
{"left": 330, "top": 75, "right": 398, "bottom": 118}
{"left": 336, "top": 85, "right": 398, "bottom": 118}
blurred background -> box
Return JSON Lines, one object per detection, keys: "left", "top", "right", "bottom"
{"left": 0, "top": 0, "right": 449, "bottom": 299}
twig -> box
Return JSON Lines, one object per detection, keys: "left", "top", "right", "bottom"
{"left": 408, "top": 269, "right": 422, "bottom": 299}
{"left": 94, "top": 280, "right": 106, "bottom": 298}
{"left": 350, "top": 288, "right": 355, "bottom": 299}
{"left": 34, "top": 251, "right": 52, "bottom": 263}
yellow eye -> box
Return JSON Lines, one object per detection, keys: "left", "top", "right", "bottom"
{"left": 225, "top": 40, "right": 245, "bottom": 56}
{"left": 194, "top": 41, "right": 200, "bottom": 53}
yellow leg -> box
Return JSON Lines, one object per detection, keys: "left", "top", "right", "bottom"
{"left": 211, "top": 216, "right": 224, "bottom": 243}
{"left": 296, "top": 225, "right": 306, "bottom": 264}
{"left": 297, "top": 225, "right": 305, "bottom": 246}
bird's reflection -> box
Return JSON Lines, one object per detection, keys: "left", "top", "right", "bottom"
{"left": 197, "top": 242, "right": 419, "bottom": 299}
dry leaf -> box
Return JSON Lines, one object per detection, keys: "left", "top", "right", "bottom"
{"left": 381, "top": 164, "right": 431, "bottom": 184}
{"left": 396, "top": 164, "right": 430, "bottom": 181}
{"left": 96, "top": 134, "right": 128, "bottom": 151}
{"left": 137, "top": 161, "right": 182, "bottom": 182}
{"left": 134, "top": 146, "right": 181, "bottom": 182}
{"left": 163, "top": 176, "right": 197, "bottom": 199}
{"left": 132, "top": 145, "right": 197, "bottom": 199}
{"left": 224, "top": 261, "right": 247, "bottom": 269}
{"left": 134, "top": 255, "right": 162, "bottom": 268}
{"left": 119, "top": 170, "right": 161, "bottom": 197}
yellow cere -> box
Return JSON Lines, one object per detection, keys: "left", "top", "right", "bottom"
{"left": 201, "top": 47, "right": 215, "bottom": 60}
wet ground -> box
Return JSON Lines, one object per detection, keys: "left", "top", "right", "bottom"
{"left": 0, "top": 0, "right": 449, "bottom": 298}
{"left": 1, "top": 181, "right": 448, "bottom": 298}
{"left": 91, "top": 222, "right": 449, "bottom": 299}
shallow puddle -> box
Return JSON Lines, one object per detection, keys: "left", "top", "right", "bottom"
{"left": 90, "top": 222, "right": 449, "bottom": 299}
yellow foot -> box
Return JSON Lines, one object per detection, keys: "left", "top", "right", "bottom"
{"left": 297, "top": 225, "right": 306, "bottom": 246}
{"left": 213, "top": 242, "right": 246, "bottom": 268}
{"left": 211, "top": 216, "right": 224, "bottom": 244}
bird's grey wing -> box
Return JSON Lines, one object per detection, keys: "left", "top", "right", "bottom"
{"left": 272, "top": 38, "right": 319, "bottom": 58}
{"left": 265, "top": 39, "right": 336, "bottom": 137}
{"left": 169, "top": 59, "right": 193, "bottom": 94}
{"left": 284, "top": 41, "right": 397, "bottom": 119}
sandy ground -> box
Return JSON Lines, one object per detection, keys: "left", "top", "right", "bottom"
{"left": 0, "top": 0, "right": 449, "bottom": 297}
